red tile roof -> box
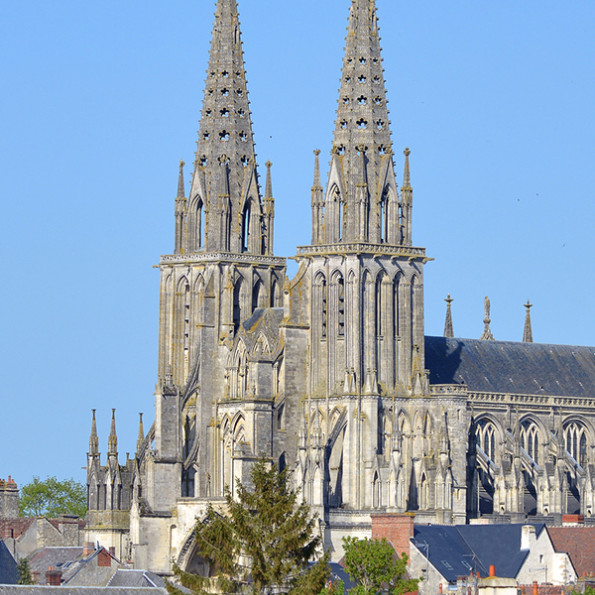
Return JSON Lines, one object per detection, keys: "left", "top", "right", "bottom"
{"left": 548, "top": 527, "right": 595, "bottom": 578}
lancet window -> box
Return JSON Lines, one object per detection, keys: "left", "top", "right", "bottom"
{"left": 520, "top": 420, "right": 540, "bottom": 464}
{"left": 476, "top": 419, "right": 497, "bottom": 462}
{"left": 241, "top": 202, "right": 251, "bottom": 252}
{"left": 564, "top": 422, "right": 588, "bottom": 467}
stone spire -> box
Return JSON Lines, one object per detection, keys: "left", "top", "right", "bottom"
{"left": 136, "top": 412, "right": 145, "bottom": 455}
{"left": 89, "top": 409, "right": 99, "bottom": 457}
{"left": 523, "top": 300, "right": 534, "bottom": 343}
{"left": 321, "top": 0, "right": 401, "bottom": 246}
{"left": 480, "top": 296, "right": 495, "bottom": 340}
{"left": 174, "top": 160, "right": 187, "bottom": 254}
{"left": 444, "top": 294, "right": 454, "bottom": 338}
{"left": 108, "top": 408, "right": 118, "bottom": 458}
{"left": 186, "top": 0, "right": 267, "bottom": 255}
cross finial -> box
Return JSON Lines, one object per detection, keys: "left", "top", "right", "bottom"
{"left": 523, "top": 300, "right": 534, "bottom": 343}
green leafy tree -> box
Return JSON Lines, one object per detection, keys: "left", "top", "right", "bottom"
{"left": 19, "top": 476, "right": 87, "bottom": 518}
{"left": 17, "top": 558, "right": 33, "bottom": 585}
{"left": 167, "top": 459, "right": 329, "bottom": 595}
{"left": 343, "top": 536, "right": 419, "bottom": 595}
{"left": 319, "top": 579, "right": 345, "bottom": 594}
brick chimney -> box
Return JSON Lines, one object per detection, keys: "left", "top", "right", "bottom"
{"left": 0, "top": 476, "right": 20, "bottom": 519}
{"left": 83, "top": 542, "right": 95, "bottom": 557}
{"left": 371, "top": 513, "right": 415, "bottom": 558}
{"left": 46, "top": 567, "right": 62, "bottom": 586}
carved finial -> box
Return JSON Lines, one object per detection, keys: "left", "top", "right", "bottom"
{"left": 177, "top": 160, "right": 186, "bottom": 198}
{"left": 523, "top": 300, "right": 534, "bottom": 343}
{"left": 444, "top": 294, "right": 454, "bottom": 338}
{"left": 480, "top": 296, "right": 495, "bottom": 340}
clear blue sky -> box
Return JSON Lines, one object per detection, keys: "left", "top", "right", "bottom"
{"left": 1, "top": 1, "right": 593, "bottom": 487}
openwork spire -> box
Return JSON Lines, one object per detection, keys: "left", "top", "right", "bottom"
{"left": 444, "top": 294, "right": 454, "bottom": 338}
{"left": 523, "top": 300, "right": 534, "bottom": 343}
{"left": 186, "top": 0, "right": 267, "bottom": 255}
{"left": 320, "top": 0, "right": 403, "bottom": 246}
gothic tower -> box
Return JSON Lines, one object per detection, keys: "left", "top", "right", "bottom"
{"left": 290, "top": 0, "right": 468, "bottom": 534}
{"left": 126, "top": 0, "right": 286, "bottom": 570}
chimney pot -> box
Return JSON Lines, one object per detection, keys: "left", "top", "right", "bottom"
{"left": 489, "top": 565, "right": 495, "bottom": 577}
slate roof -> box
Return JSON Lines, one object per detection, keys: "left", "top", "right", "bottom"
{"left": 548, "top": 526, "right": 595, "bottom": 578}
{"left": 425, "top": 336, "right": 595, "bottom": 397}
{"left": 0, "top": 540, "right": 18, "bottom": 585}
{"left": 412, "top": 524, "right": 546, "bottom": 583}
{"left": 27, "top": 547, "right": 83, "bottom": 585}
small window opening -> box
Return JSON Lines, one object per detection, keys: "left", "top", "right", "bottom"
{"left": 203, "top": 132, "right": 210, "bottom": 140}
{"left": 239, "top": 131, "right": 247, "bottom": 142}
{"left": 336, "top": 145, "right": 346, "bottom": 155}
{"left": 220, "top": 108, "right": 229, "bottom": 117}
{"left": 357, "top": 95, "right": 367, "bottom": 105}
{"left": 358, "top": 75, "right": 366, "bottom": 83}
{"left": 221, "top": 70, "right": 229, "bottom": 78}
{"left": 359, "top": 57, "right": 366, "bottom": 64}
{"left": 377, "top": 120, "right": 385, "bottom": 130}
{"left": 345, "top": 76, "right": 352, "bottom": 83}
{"left": 378, "top": 145, "right": 387, "bottom": 155}
{"left": 341, "top": 120, "right": 348, "bottom": 129}
{"left": 238, "top": 108, "right": 245, "bottom": 118}
{"left": 240, "top": 155, "right": 249, "bottom": 167}
{"left": 374, "top": 96, "right": 383, "bottom": 105}
{"left": 236, "top": 88, "right": 243, "bottom": 96}
{"left": 199, "top": 156, "right": 208, "bottom": 166}
{"left": 221, "top": 88, "right": 229, "bottom": 96}
{"left": 206, "top": 109, "right": 212, "bottom": 117}
{"left": 357, "top": 119, "right": 368, "bottom": 129}
{"left": 219, "top": 131, "right": 230, "bottom": 141}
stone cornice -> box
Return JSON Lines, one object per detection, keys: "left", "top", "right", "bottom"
{"left": 296, "top": 243, "right": 428, "bottom": 259}
{"left": 469, "top": 391, "right": 595, "bottom": 409}
{"left": 158, "top": 252, "right": 286, "bottom": 267}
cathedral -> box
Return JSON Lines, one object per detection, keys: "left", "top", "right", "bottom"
{"left": 85, "top": 0, "right": 595, "bottom": 573}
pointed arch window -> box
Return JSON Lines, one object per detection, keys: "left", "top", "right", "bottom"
{"left": 520, "top": 420, "right": 540, "bottom": 464}
{"left": 564, "top": 422, "right": 588, "bottom": 467}
{"left": 252, "top": 279, "right": 262, "bottom": 313}
{"left": 233, "top": 277, "right": 243, "bottom": 334}
{"left": 315, "top": 274, "right": 328, "bottom": 339}
{"left": 375, "top": 274, "right": 384, "bottom": 337}
{"left": 241, "top": 202, "right": 251, "bottom": 252}
{"left": 197, "top": 198, "right": 205, "bottom": 249}
{"left": 380, "top": 188, "right": 390, "bottom": 243}
{"left": 476, "top": 419, "right": 497, "bottom": 462}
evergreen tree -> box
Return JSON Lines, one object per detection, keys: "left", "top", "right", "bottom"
{"left": 17, "top": 558, "right": 33, "bottom": 585}
{"left": 167, "top": 460, "right": 329, "bottom": 595}
{"left": 343, "top": 537, "right": 419, "bottom": 595}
